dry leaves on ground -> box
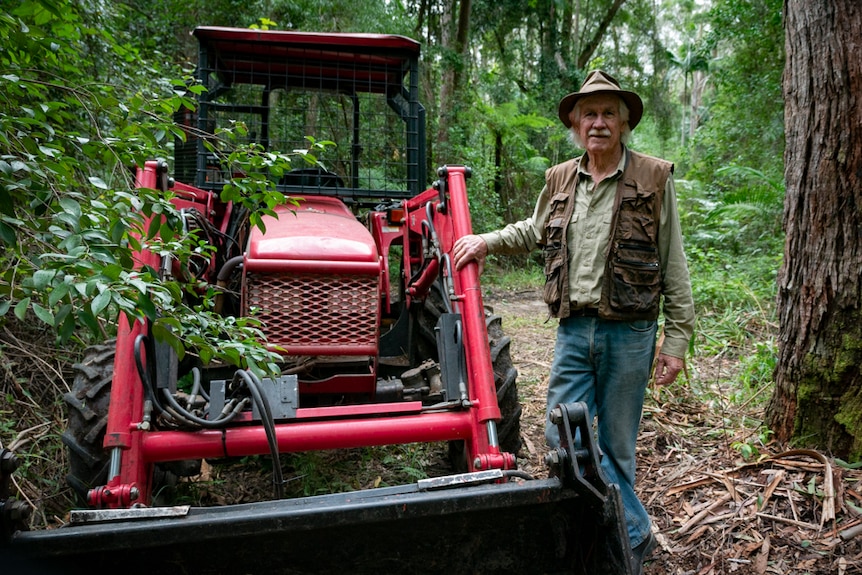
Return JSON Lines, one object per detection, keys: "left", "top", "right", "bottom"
{"left": 486, "top": 287, "right": 862, "bottom": 575}
{"left": 638, "top": 389, "right": 862, "bottom": 575}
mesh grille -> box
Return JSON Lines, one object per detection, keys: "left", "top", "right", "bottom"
{"left": 245, "top": 272, "right": 379, "bottom": 354}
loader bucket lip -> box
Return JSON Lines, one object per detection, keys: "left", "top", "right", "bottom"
{"left": 5, "top": 475, "right": 632, "bottom": 575}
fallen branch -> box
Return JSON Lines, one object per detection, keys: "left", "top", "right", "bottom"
{"left": 756, "top": 512, "right": 820, "bottom": 531}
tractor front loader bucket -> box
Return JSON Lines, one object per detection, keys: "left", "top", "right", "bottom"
{"left": 2, "top": 403, "right": 632, "bottom": 575}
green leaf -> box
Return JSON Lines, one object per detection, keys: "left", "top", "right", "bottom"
{"left": 59, "top": 309, "right": 76, "bottom": 342}
{"left": 32, "top": 303, "right": 54, "bottom": 325}
{"left": 91, "top": 290, "right": 112, "bottom": 315}
{"left": 77, "top": 309, "right": 102, "bottom": 336}
{"left": 48, "top": 282, "right": 70, "bottom": 306}
{"left": 14, "top": 298, "right": 30, "bottom": 320}
{"left": 59, "top": 197, "right": 82, "bottom": 218}
{"left": 0, "top": 221, "right": 17, "bottom": 245}
{"left": 32, "top": 269, "right": 57, "bottom": 290}
{"left": 0, "top": 300, "right": 10, "bottom": 315}
{"left": 136, "top": 292, "right": 157, "bottom": 320}
{"left": 199, "top": 346, "right": 213, "bottom": 365}
{"left": 158, "top": 316, "right": 182, "bottom": 331}
{"left": 89, "top": 176, "right": 109, "bottom": 190}
{"left": 152, "top": 320, "right": 184, "bottom": 360}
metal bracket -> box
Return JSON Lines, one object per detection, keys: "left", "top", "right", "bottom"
{"left": 209, "top": 375, "right": 298, "bottom": 421}
{"left": 434, "top": 313, "right": 467, "bottom": 403}
{"left": 251, "top": 375, "right": 299, "bottom": 420}
{"left": 546, "top": 402, "right": 613, "bottom": 507}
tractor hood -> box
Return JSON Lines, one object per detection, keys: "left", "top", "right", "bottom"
{"left": 247, "top": 196, "right": 378, "bottom": 265}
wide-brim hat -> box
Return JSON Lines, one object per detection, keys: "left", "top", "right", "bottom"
{"left": 557, "top": 70, "right": 644, "bottom": 129}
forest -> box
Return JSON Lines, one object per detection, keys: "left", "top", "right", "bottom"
{"left": 2, "top": 0, "right": 861, "bottom": 573}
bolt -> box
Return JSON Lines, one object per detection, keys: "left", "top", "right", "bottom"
{"left": 548, "top": 407, "right": 563, "bottom": 425}
{"left": 130, "top": 486, "right": 139, "bottom": 501}
{"left": 473, "top": 458, "right": 482, "bottom": 470}
{"left": 544, "top": 451, "right": 560, "bottom": 467}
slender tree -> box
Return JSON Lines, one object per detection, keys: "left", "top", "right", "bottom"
{"left": 767, "top": 0, "right": 862, "bottom": 460}
{"left": 435, "top": 0, "right": 472, "bottom": 160}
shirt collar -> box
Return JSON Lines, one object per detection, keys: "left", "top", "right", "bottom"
{"left": 577, "top": 145, "right": 628, "bottom": 179}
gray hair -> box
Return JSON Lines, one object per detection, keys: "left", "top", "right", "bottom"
{"left": 567, "top": 97, "right": 632, "bottom": 149}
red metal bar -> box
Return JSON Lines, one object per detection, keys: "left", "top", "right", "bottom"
{"left": 101, "top": 161, "right": 169, "bottom": 503}
{"left": 294, "top": 402, "right": 423, "bottom": 419}
{"left": 141, "top": 411, "right": 474, "bottom": 462}
{"left": 442, "top": 167, "right": 501, "bottom": 427}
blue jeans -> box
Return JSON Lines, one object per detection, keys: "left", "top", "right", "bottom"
{"left": 544, "top": 315, "right": 657, "bottom": 549}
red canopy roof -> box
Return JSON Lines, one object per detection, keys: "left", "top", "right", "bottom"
{"left": 193, "top": 27, "right": 421, "bottom": 92}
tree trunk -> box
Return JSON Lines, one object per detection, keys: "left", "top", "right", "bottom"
{"left": 436, "top": 0, "right": 471, "bottom": 162}
{"left": 560, "top": 0, "right": 574, "bottom": 72}
{"left": 576, "top": 0, "right": 627, "bottom": 69}
{"left": 767, "top": 0, "right": 862, "bottom": 460}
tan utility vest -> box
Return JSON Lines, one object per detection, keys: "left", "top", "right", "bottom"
{"left": 540, "top": 148, "right": 673, "bottom": 320}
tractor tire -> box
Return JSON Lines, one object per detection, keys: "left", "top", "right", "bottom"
{"left": 62, "top": 343, "right": 115, "bottom": 503}
{"left": 486, "top": 312, "right": 522, "bottom": 456}
{"left": 61, "top": 343, "right": 200, "bottom": 505}
{"left": 417, "top": 281, "right": 522, "bottom": 468}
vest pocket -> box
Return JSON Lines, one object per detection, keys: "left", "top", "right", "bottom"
{"left": 619, "top": 184, "right": 657, "bottom": 239}
{"left": 608, "top": 242, "right": 661, "bottom": 312}
{"left": 542, "top": 243, "right": 565, "bottom": 313}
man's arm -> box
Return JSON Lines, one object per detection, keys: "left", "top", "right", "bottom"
{"left": 656, "top": 176, "right": 695, "bottom": 385}
{"left": 453, "top": 183, "right": 552, "bottom": 272}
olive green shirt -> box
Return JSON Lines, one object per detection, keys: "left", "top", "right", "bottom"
{"left": 480, "top": 149, "right": 695, "bottom": 359}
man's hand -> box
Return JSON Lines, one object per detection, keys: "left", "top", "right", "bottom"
{"left": 453, "top": 234, "right": 488, "bottom": 273}
{"left": 653, "top": 353, "right": 684, "bottom": 386}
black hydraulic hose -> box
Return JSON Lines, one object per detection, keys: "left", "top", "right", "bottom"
{"left": 214, "top": 255, "right": 245, "bottom": 314}
{"left": 233, "top": 370, "right": 285, "bottom": 499}
{"left": 133, "top": 334, "right": 166, "bottom": 416}
{"left": 162, "top": 367, "right": 245, "bottom": 429}
{"left": 159, "top": 386, "right": 245, "bottom": 429}
{"left": 133, "top": 337, "right": 242, "bottom": 429}
{"left": 217, "top": 255, "right": 245, "bottom": 283}
{"left": 439, "top": 253, "right": 456, "bottom": 314}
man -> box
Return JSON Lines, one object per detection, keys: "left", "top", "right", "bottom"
{"left": 453, "top": 70, "right": 695, "bottom": 574}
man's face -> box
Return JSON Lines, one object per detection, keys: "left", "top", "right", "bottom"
{"left": 571, "top": 94, "right": 624, "bottom": 157}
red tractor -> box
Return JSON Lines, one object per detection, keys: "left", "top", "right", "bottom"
{"left": 2, "top": 27, "right": 631, "bottom": 574}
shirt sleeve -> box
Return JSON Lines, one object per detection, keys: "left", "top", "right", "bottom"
{"left": 657, "top": 176, "right": 696, "bottom": 359}
{"left": 479, "top": 184, "right": 551, "bottom": 255}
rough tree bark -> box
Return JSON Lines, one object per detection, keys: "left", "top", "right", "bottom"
{"left": 767, "top": 0, "right": 862, "bottom": 460}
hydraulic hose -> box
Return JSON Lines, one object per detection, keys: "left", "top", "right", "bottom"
{"left": 134, "top": 334, "right": 166, "bottom": 416}
{"left": 233, "top": 370, "right": 285, "bottom": 499}
{"left": 159, "top": 386, "right": 245, "bottom": 429}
